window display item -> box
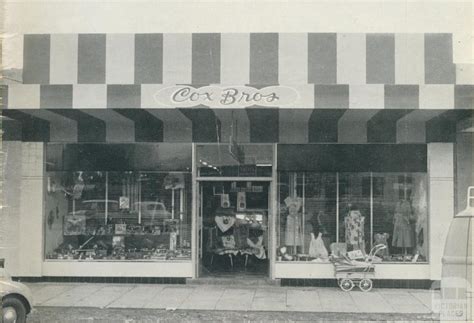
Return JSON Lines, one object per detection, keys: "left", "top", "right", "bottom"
{"left": 63, "top": 215, "right": 86, "bottom": 235}
{"left": 170, "top": 232, "right": 177, "bottom": 251}
{"left": 330, "top": 242, "right": 347, "bottom": 257}
{"left": 237, "top": 192, "right": 246, "bottom": 211}
{"left": 347, "top": 249, "right": 364, "bottom": 260}
{"left": 221, "top": 194, "right": 230, "bottom": 208}
{"left": 373, "top": 233, "right": 390, "bottom": 258}
{"left": 246, "top": 236, "right": 266, "bottom": 259}
{"left": 119, "top": 196, "right": 130, "bottom": 209}
{"left": 277, "top": 246, "right": 294, "bottom": 261}
{"left": 308, "top": 232, "right": 329, "bottom": 259}
{"left": 115, "top": 224, "right": 127, "bottom": 234}
{"left": 344, "top": 208, "right": 366, "bottom": 253}
{"left": 112, "top": 236, "right": 125, "bottom": 248}
{"left": 221, "top": 235, "right": 236, "bottom": 249}
{"left": 392, "top": 199, "right": 415, "bottom": 248}
{"left": 284, "top": 196, "right": 303, "bottom": 246}
{"left": 215, "top": 215, "right": 235, "bottom": 233}
{"left": 233, "top": 222, "right": 249, "bottom": 249}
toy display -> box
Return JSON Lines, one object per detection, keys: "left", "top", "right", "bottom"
{"left": 46, "top": 215, "right": 191, "bottom": 261}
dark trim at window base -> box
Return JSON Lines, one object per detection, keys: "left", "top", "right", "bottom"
{"left": 281, "top": 278, "right": 435, "bottom": 289}
{"left": 12, "top": 276, "right": 186, "bottom": 285}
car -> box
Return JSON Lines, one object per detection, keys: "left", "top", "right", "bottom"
{"left": 69, "top": 199, "right": 120, "bottom": 218}
{"left": 132, "top": 202, "right": 172, "bottom": 224}
{"left": 1, "top": 259, "right": 34, "bottom": 323}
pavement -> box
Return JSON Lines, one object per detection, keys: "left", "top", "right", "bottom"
{"left": 24, "top": 282, "right": 439, "bottom": 314}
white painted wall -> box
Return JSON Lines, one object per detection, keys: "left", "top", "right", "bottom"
{"left": 0, "top": 142, "right": 44, "bottom": 276}
{"left": 0, "top": 142, "right": 22, "bottom": 274}
{"left": 2, "top": 0, "right": 473, "bottom": 71}
{"left": 428, "top": 143, "right": 454, "bottom": 281}
{"left": 42, "top": 261, "right": 193, "bottom": 277}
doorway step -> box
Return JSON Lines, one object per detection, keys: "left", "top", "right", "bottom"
{"left": 187, "top": 276, "right": 280, "bottom": 287}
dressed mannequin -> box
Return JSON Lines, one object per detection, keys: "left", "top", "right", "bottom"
{"left": 284, "top": 196, "right": 303, "bottom": 254}
{"left": 344, "top": 205, "right": 366, "bottom": 254}
{"left": 308, "top": 220, "right": 328, "bottom": 259}
{"left": 392, "top": 198, "right": 416, "bottom": 253}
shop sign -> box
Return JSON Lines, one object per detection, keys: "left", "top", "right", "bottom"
{"left": 154, "top": 85, "right": 299, "bottom": 108}
{"left": 238, "top": 164, "right": 257, "bottom": 177}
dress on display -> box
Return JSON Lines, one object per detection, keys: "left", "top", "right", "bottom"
{"left": 344, "top": 210, "right": 365, "bottom": 252}
{"left": 308, "top": 232, "right": 328, "bottom": 259}
{"left": 392, "top": 200, "right": 415, "bottom": 248}
{"left": 284, "top": 196, "right": 303, "bottom": 246}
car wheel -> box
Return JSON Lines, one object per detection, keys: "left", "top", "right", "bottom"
{"left": 2, "top": 296, "right": 27, "bottom": 323}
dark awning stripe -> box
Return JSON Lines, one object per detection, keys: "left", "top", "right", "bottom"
{"left": 308, "top": 109, "right": 346, "bottom": 143}
{"left": 246, "top": 107, "right": 279, "bottom": 143}
{"left": 1, "top": 109, "right": 50, "bottom": 142}
{"left": 48, "top": 109, "right": 106, "bottom": 142}
{"left": 367, "top": 109, "right": 414, "bottom": 143}
{"left": 115, "top": 109, "right": 163, "bottom": 142}
{"left": 426, "top": 110, "right": 473, "bottom": 142}
{"left": 179, "top": 106, "right": 221, "bottom": 142}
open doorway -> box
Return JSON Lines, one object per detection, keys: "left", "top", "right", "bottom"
{"left": 198, "top": 181, "right": 270, "bottom": 277}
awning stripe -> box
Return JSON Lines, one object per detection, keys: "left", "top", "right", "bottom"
{"left": 11, "top": 33, "right": 472, "bottom": 88}
{"left": 308, "top": 33, "right": 337, "bottom": 84}
{"left": 249, "top": 33, "right": 279, "bottom": 85}
{"left": 23, "top": 34, "right": 50, "bottom": 84}
{"left": 78, "top": 34, "right": 106, "bottom": 84}
{"left": 134, "top": 33, "right": 164, "bottom": 84}
{"left": 425, "top": 33, "right": 456, "bottom": 84}
{"left": 3, "top": 84, "right": 471, "bottom": 110}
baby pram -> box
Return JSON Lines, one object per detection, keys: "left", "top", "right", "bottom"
{"left": 330, "top": 244, "right": 387, "bottom": 292}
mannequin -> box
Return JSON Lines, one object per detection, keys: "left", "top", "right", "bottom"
{"left": 344, "top": 205, "right": 365, "bottom": 254}
{"left": 284, "top": 196, "right": 303, "bottom": 254}
{"left": 392, "top": 198, "right": 415, "bottom": 254}
{"left": 308, "top": 220, "right": 328, "bottom": 259}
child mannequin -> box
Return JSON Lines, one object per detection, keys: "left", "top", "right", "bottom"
{"left": 284, "top": 196, "right": 303, "bottom": 254}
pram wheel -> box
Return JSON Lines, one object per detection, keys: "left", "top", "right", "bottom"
{"left": 358, "top": 278, "right": 373, "bottom": 292}
{"left": 339, "top": 278, "right": 354, "bottom": 292}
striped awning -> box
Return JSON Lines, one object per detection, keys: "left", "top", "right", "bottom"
{"left": 1, "top": 32, "right": 473, "bottom": 110}
{"left": 1, "top": 33, "right": 472, "bottom": 143}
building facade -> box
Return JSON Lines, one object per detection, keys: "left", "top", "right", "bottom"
{"left": 0, "top": 28, "right": 472, "bottom": 285}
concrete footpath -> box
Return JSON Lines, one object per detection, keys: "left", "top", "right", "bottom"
{"left": 24, "top": 282, "right": 438, "bottom": 314}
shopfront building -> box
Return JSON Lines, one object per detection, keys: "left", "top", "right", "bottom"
{"left": 0, "top": 32, "right": 472, "bottom": 285}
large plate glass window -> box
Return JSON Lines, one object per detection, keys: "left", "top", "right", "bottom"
{"left": 277, "top": 172, "right": 428, "bottom": 263}
{"left": 44, "top": 144, "right": 192, "bottom": 262}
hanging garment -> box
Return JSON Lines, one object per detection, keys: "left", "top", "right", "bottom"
{"left": 284, "top": 196, "right": 303, "bottom": 215}
{"left": 246, "top": 236, "right": 266, "bottom": 259}
{"left": 221, "top": 235, "right": 236, "bottom": 249}
{"left": 308, "top": 232, "right": 328, "bottom": 259}
{"left": 285, "top": 213, "right": 303, "bottom": 246}
{"left": 284, "top": 196, "right": 303, "bottom": 246}
{"left": 392, "top": 200, "right": 415, "bottom": 248}
{"left": 215, "top": 215, "right": 235, "bottom": 233}
{"left": 344, "top": 210, "right": 365, "bottom": 253}
{"left": 233, "top": 222, "right": 249, "bottom": 249}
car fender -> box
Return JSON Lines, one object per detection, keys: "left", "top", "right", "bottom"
{"left": 0, "top": 279, "right": 34, "bottom": 313}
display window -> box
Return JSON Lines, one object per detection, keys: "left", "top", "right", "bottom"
{"left": 277, "top": 172, "right": 428, "bottom": 263}
{"left": 44, "top": 171, "right": 192, "bottom": 261}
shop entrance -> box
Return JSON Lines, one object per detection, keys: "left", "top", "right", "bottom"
{"left": 197, "top": 180, "right": 271, "bottom": 277}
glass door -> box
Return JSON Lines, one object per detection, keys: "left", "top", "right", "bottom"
{"left": 197, "top": 180, "right": 271, "bottom": 277}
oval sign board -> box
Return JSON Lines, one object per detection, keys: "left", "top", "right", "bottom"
{"left": 153, "top": 85, "right": 299, "bottom": 108}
